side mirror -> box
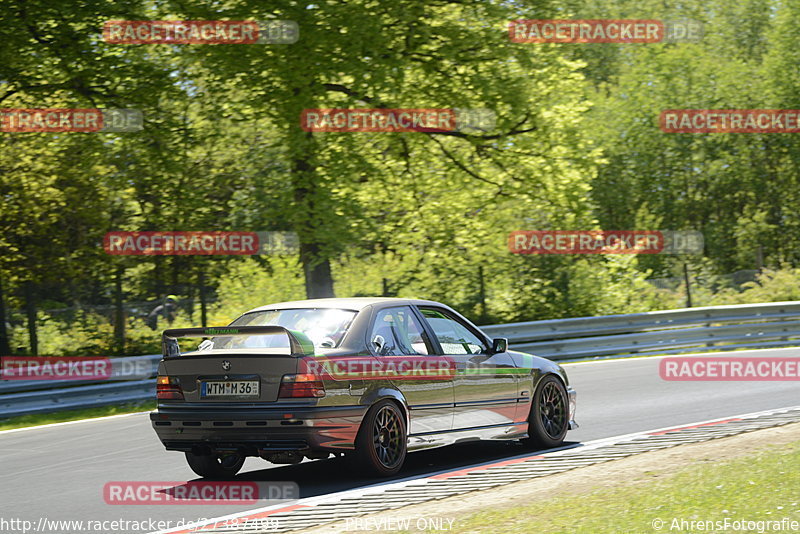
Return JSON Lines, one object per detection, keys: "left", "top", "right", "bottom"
{"left": 372, "top": 334, "right": 386, "bottom": 354}
{"left": 490, "top": 338, "right": 508, "bottom": 354}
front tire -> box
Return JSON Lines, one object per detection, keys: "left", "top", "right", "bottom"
{"left": 522, "top": 375, "right": 569, "bottom": 449}
{"left": 185, "top": 451, "right": 245, "bottom": 479}
{"left": 352, "top": 400, "right": 407, "bottom": 477}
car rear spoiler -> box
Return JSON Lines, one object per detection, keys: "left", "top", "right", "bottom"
{"left": 161, "top": 326, "right": 315, "bottom": 358}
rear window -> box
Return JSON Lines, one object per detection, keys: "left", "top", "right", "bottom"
{"left": 208, "top": 308, "right": 357, "bottom": 350}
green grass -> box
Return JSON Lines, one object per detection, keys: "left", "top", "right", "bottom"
{"left": 444, "top": 439, "right": 800, "bottom": 533}
{"left": 0, "top": 401, "right": 155, "bottom": 431}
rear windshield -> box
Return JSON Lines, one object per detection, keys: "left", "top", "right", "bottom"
{"left": 207, "top": 308, "right": 357, "bottom": 350}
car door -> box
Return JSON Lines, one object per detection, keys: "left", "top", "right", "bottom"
{"left": 417, "top": 306, "right": 519, "bottom": 431}
{"left": 367, "top": 306, "right": 454, "bottom": 436}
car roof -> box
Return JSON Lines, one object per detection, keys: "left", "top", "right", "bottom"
{"left": 245, "top": 297, "right": 444, "bottom": 314}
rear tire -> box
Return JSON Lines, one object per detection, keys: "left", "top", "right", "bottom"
{"left": 185, "top": 451, "right": 245, "bottom": 479}
{"left": 522, "top": 375, "right": 569, "bottom": 449}
{"left": 352, "top": 400, "right": 407, "bottom": 477}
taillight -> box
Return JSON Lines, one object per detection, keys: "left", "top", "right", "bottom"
{"left": 278, "top": 374, "right": 326, "bottom": 398}
{"left": 156, "top": 375, "right": 184, "bottom": 400}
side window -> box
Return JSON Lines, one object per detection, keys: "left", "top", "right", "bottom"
{"left": 369, "top": 307, "right": 431, "bottom": 356}
{"left": 420, "top": 308, "right": 487, "bottom": 355}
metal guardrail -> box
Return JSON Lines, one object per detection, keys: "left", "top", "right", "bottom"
{"left": 0, "top": 354, "right": 161, "bottom": 394}
{"left": 480, "top": 301, "right": 800, "bottom": 342}
{"left": 1, "top": 301, "right": 800, "bottom": 419}
{"left": 0, "top": 380, "right": 155, "bottom": 418}
{"left": 0, "top": 354, "right": 162, "bottom": 418}
{"left": 482, "top": 302, "right": 800, "bottom": 359}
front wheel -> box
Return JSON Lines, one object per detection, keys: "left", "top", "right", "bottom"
{"left": 185, "top": 451, "right": 245, "bottom": 479}
{"left": 352, "top": 400, "right": 407, "bottom": 477}
{"left": 522, "top": 375, "right": 569, "bottom": 449}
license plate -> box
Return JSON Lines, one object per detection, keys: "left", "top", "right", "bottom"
{"left": 201, "top": 380, "right": 260, "bottom": 398}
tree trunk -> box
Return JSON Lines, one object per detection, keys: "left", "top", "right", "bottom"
{"left": 683, "top": 263, "right": 693, "bottom": 308}
{"left": 291, "top": 132, "right": 335, "bottom": 299}
{"left": 154, "top": 256, "right": 164, "bottom": 298}
{"left": 23, "top": 282, "right": 37, "bottom": 356}
{"left": 170, "top": 257, "right": 180, "bottom": 295}
{"left": 199, "top": 269, "right": 208, "bottom": 327}
{"left": 0, "top": 274, "right": 10, "bottom": 355}
{"left": 300, "top": 241, "right": 335, "bottom": 298}
{"left": 478, "top": 265, "right": 487, "bottom": 324}
{"left": 113, "top": 267, "right": 125, "bottom": 353}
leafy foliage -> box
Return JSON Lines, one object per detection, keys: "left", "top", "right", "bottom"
{"left": 2, "top": 0, "right": 800, "bottom": 355}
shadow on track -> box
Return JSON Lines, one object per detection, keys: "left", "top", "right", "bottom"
{"left": 219, "top": 440, "right": 582, "bottom": 499}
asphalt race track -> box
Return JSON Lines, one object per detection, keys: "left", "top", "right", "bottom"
{"left": 2, "top": 347, "right": 798, "bottom": 533}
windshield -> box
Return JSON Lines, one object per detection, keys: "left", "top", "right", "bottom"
{"left": 205, "top": 308, "right": 357, "bottom": 351}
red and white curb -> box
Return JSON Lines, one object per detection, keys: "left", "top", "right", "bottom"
{"left": 151, "top": 405, "right": 800, "bottom": 534}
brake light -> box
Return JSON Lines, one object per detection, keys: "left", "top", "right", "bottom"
{"left": 278, "top": 374, "right": 326, "bottom": 398}
{"left": 156, "top": 375, "right": 184, "bottom": 400}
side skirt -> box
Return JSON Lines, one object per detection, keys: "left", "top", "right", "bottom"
{"left": 407, "top": 422, "right": 528, "bottom": 452}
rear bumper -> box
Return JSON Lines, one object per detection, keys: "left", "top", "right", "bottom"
{"left": 150, "top": 404, "right": 368, "bottom": 455}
